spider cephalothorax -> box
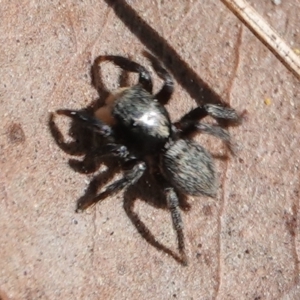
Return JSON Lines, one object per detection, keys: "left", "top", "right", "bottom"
{"left": 57, "top": 54, "right": 240, "bottom": 265}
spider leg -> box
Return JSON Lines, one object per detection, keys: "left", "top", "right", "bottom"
{"left": 57, "top": 109, "right": 113, "bottom": 137}
{"left": 91, "top": 143, "right": 130, "bottom": 159}
{"left": 197, "top": 123, "right": 238, "bottom": 154}
{"left": 144, "top": 52, "right": 174, "bottom": 105}
{"left": 154, "top": 64, "right": 174, "bottom": 105}
{"left": 165, "top": 187, "right": 187, "bottom": 266}
{"left": 76, "top": 160, "right": 146, "bottom": 212}
{"left": 178, "top": 104, "right": 241, "bottom": 125}
{"left": 94, "top": 55, "right": 153, "bottom": 93}
{"left": 177, "top": 121, "right": 235, "bottom": 154}
{"left": 174, "top": 104, "right": 240, "bottom": 153}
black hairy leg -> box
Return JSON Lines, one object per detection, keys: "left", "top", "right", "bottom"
{"left": 177, "top": 103, "right": 241, "bottom": 125}
{"left": 144, "top": 52, "right": 174, "bottom": 105}
{"left": 165, "top": 187, "right": 187, "bottom": 266}
{"left": 57, "top": 109, "right": 113, "bottom": 138}
{"left": 174, "top": 104, "right": 241, "bottom": 153}
{"left": 94, "top": 55, "right": 153, "bottom": 93}
{"left": 92, "top": 144, "right": 130, "bottom": 159}
{"left": 178, "top": 121, "right": 234, "bottom": 154}
{"left": 197, "top": 123, "right": 235, "bottom": 154}
{"left": 76, "top": 161, "right": 146, "bottom": 212}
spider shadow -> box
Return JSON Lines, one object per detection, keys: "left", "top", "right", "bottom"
{"left": 123, "top": 172, "right": 191, "bottom": 265}
{"left": 49, "top": 58, "right": 130, "bottom": 174}
{"left": 49, "top": 58, "right": 190, "bottom": 265}
{"left": 75, "top": 160, "right": 191, "bottom": 265}
{"left": 102, "top": 0, "right": 245, "bottom": 130}
{"left": 49, "top": 111, "right": 230, "bottom": 266}
{"left": 103, "top": 0, "right": 228, "bottom": 107}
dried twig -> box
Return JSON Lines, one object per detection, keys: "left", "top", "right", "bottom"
{"left": 220, "top": 0, "right": 300, "bottom": 81}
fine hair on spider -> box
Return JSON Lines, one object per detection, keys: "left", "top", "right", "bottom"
{"left": 56, "top": 53, "right": 241, "bottom": 265}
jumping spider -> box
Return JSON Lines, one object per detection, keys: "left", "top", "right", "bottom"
{"left": 57, "top": 54, "right": 240, "bottom": 265}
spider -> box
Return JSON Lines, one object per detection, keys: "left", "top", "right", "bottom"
{"left": 56, "top": 54, "right": 240, "bottom": 265}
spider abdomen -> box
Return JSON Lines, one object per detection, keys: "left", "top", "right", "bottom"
{"left": 161, "top": 139, "right": 217, "bottom": 197}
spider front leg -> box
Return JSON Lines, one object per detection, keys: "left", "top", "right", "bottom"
{"left": 91, "top": 143, "right": 130, "bottom": 159}
{"left": 165, "top": 187, "right": 187, "bottom": 266}
{"left": 76, "top": 160, "right": 146, "bottom": 212}
{"left": 57, "top": 109, "right": 113, "bottom": 137}
{"left": 94, "top": 55, "right": 153, "bottom": 93}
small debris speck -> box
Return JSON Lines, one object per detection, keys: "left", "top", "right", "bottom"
{"left": 271, "top": 0, "right": 281, "bottom": 5}
{"left": 264, "top": 98, "right": 272, "bottom": 106}
{"left": 7, "top": 123, "right": 26, "bottom": 144}
{"left": 293, "top": 48, "right": 300, "bottom": 55}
